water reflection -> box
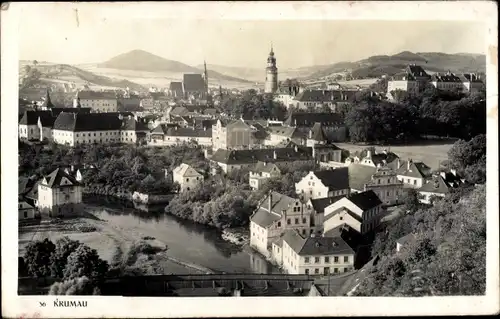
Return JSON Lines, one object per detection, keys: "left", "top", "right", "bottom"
{"left": 82, "top": 195, "right": 265, "bottom": 273}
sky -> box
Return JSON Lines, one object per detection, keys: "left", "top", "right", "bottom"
{"left": 17, "top": 3, "right": 487, "bottom": 69}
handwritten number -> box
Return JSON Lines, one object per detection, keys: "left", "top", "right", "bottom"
{"left": 39, "top": 302, "right": 46, "bottom": 307}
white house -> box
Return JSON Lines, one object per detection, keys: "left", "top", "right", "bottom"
{"left": 394, "top": 159, "right": 433, "bottom": 188}
{"left": 18, "top": 196, "right": 36, "bottom": 220}
{"left": 149, "top": 124, "right": 212, "bottom": 148}
{"left": 37, "top": 168, "right": 83, "bottom": 217}
{"left": 295, "top": 168, "right": 350, "bottom": 201}
{"left": 323, "top": 190, "right": 384, "bottom": 235}
{"left": 249, "top": 162, "right": 282, "bottom": 190}
{"left": 274, "top": 230, "right": 355, "bottom": 276}
{"left": 418, "top": 170, "right": 466, "bottom": 204}
{"left": 172, "top": 163, "right": 204, "bottom": 192}
{"left": 75, "top": 90, "right": 118, "bottom": 113}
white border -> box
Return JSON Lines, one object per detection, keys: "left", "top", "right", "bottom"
{"left": 2, "top": 1, "right": 498, "bottom": 318}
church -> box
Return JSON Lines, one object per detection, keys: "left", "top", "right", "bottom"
{"left": 264, "top": 45, "right": 278, "bottom": 94}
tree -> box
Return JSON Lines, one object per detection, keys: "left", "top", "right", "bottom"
{"left": 447, "top": 134, "right": 486, "bottom": 184}
{"left": 49, "top": 276, "right": 101, "bottom": 295}
{"left": 23, "top": 238, "right": 56, "bottom": 277}
{"left": 50, "top": 237, "right": 83, "bottom": 278}
{"left": 63, "top": 245, "right": 109, "bottom": 283}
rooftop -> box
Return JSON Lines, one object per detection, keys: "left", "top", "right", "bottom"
{"left": 283, "top": 230, "right": 355, "bottom": 256}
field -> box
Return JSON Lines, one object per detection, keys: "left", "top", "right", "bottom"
{"left": 336, "top": 139, "right": 455, "bottom": 170}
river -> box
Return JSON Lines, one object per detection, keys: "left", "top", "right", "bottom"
{"left": 83, "top": 195, "right": 279, "bottom": 275}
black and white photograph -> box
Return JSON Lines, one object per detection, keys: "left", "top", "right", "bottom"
{"left": 1, "top": 1, "right": 498, "bottom": 318}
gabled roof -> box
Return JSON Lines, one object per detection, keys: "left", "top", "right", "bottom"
{"left": 346, "top": 190, "right": 382, "bottom": 211}
{"left": 77, "top": 90, "right": 117, "bottom": 100}
{"left": 396, "top": 233, "right": 417, "bottom": 246}
{"left": 51, "top": 107, "right": 92, "bottom": 117}
{"left": 210, "top": 147, "right": 313, "bottom": 165}
{"left": 258, "top": 191, "right": 299, "bottom": 214}
{"left": 324, "top": 207, "right": 363, "bottom": 223}
{"left": 173, "top": 163, "right": 202, "bottom": 178}
{"left": 267, "top": 126, "right": 299, "bottom": 138}
{"left": 38, "top": 112, "right": 57, "bottom": 128}
{"left": 309, "top": 195, "right": 344, "bottom": 214}
{"left": 19, "top": 111, "right": 52, "bottom": 125}
{"left": 40, "top": 90, "right": 55, "bottom": 109}
{"left": 170, "top": 106, "right": 190, "bottom": 116}
{"left": 367, "top": 152, "right": 399, "bottom": 166}
{"left": 293, "top": 90, "right": 356, "bottom": 103}
{"left": 313, "top": 168, "right": 350, "bottom": 192}
{"left": 183, "top": 74, "right": 206, "bottom": 92}
{"left": 406, "top": 65, "right": 430, "bottom": 78}
{"left": 250, "top": 208, "right": 282, "bottom": 228}
{"left": 121, "top": 117, "right": 150, "bottom": 131}
{"left": 347, "top": 164, "right": 377, "bottom": 191}
{"left": 40, "top": 168, "right": 81, "bottom": 188}
{"left": 308, "top": 123, "right": 328, "bottom": 142}
{"left": 169, "top": 81, "right": 184, "bottom": 93}
{"left": 395, "top": 160, "right": 433, "bottom": 179}
{"left": 431, "top": 73, "right": 462, "bottom": 83}
{"left": 418, "top": 175, "right": 453, "bottom": 194}
{"left": 461, "top": 73, "right": 483, "bottom": 83}
{"left": 283, "top": 230, "right": 354, "bottom": 256}
{"left": 251, "top": 161, "right": 281, "bottom": 174}
{"left": 53, "top": 113, "right": 123, "bottom": 132}
{"left": 284, "top": 112, "right": 344, "bottom": 127}
{"left": 390, "top": 72, "right": 417, "bottom": 81}
{"left": 19, "top": 177, "right": 36, "bottom": 195}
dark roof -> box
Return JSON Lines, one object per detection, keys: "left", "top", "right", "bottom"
{"left": 313, "top": 168, "right": 350, "bottom": 192}
{"left": 309, "top": 123, "right": 328, "bottom": 142}
{"left": 121, "top": 117, "right": 149, "bottom": 131}
{"left": 210, "top": 147, "right": 313, "bottom": 165}
{"left": 257, "top": 191, "right": 299, "bottom": 214}
{"left": 406, "top": 65, "right": 430, "bottom": 78}
{"left": 390, "top": 72, "right": 417, "bottom": 81}
{"left": 346, "top": 190, "right": 382, "bottom": 211}
{"left": 251, "top": 161, "right": 281, "bottom": 174}
{"left": 284, "top": 112, "right": 344, "bottom": 127}
{"left": 418, "top": 172, "right": 464, "bottom": 194}
{"left": 283, "top": 230, "right": 355, "bottom": 256}
{"left": 169, "top": 81, "right": 184, "bottom": 95}
{"left": 431, "top": 73, "right": 462, "bottom": 83}
{"left": 19, "top": 177, "right": 36, "bottom": 195}
{"left": 309, "top": 195, "right": 344, "bottom": 213}
{"left": 323, "top": 223, "right": 364, "bottom": 251}
{"left": 170, "top": 106, "right": 189, "bottom": 116}
{"left": 461, "top": 73, "right": 483, "bottom": 83}
{"left": 41, "top": 168, "right": 81, "bottom": 188}
{"left": 40, "top": 90, "right": 55, "bottom": 109}
{"left": 368, "top": 152, "right": 399, "bottom": 166}
{"left": 395, "top": 160, "right": 433, "bottom": 179}
{"left": 183, "top": 74, "right": 206, "bottom": 92}
{"left": 51, "top": 107, "right": 92, "bottom": 117}
{"left": 250, "top": 208, "right": 282, "bottom": 228}
{"left": 77, "top": 90, "right": 117, "bottom": 100}
{"left": 150, "top": 124, "right": 211, "bottom": 138}
{"left": 19, "top": 111, "right": 52, "bottom": 125}
{"left": 53, "top": 113, "right": 123, "bottom": 132}
{"left": 293, "top": 90, "right": 356, "bottom": 103}
{"left": 38, "top": 112, "right": 57, "bottom": 127}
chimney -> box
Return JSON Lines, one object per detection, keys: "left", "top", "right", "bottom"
{"left": 397, "top": 158, "right": 401, "bottom": 169}
{"left": 407, "top": 158, "right": 412, "bottom": 170}
{"left": 273, "top": 150, "right": 277, "bottom": 160}
{"left": 450, "top": 168, "right": 457, "bottom": 176}
{"left": 366, "top": 150, "right": 372, "bottom": 159}
{"left": 268, "top": 192, "right": 272, "bottom": 212}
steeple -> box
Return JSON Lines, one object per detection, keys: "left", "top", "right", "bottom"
{"left": 264, "top": 43, "right": 278, "bottom": 94}
{"left": 41, "top": 89, "right": 54, "bottom": 109}
{"left": 270, "top": 42, "right": 274, "bottom": 56}
{"left": 203, "top": 59, "right": 209, "bottom": 94}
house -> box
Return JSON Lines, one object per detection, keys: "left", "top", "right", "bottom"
{"left": 140, "top": 98, "right": 155, "bottom": 110}
{"left": 212, "top": 119, "right": 264, "bottom": 151}
{"left": 362, "top": 165, "right": 405, "bottom": 205}
{"left": 305, "top": 123, "right": 343, "bottom": 163}
{"left": 210, "top": 146, "right": 314, "bottom": 174}
{"left": 430, "top": 71, "right": 463, "bottom": 92}
{"left": 418, "top": 170, "right": 466, "bottom": 204}
{"left": 75, "top": 90, "right": 118, "bottom": 113}
{"left": 249, "top": 162, "right": 282, "bottom": 190}
{"left": 172, "top": 163, "right": 204, "bottom": 192}
{"left": 291, "top": 89, "right": 355, "bottom": 112}
{"left": 323, "top": 190, "right": 384, "bottom": 235}
{"left": 306, "top": 195, "right": 345, "bottom": 234}
{"left": 394, "top": 159, "right": 433, "bottom": 188}
{"left": 396, "top": 233, "right": 417, "bottom": 253}
{"left": 52, "top": 112, "right": 123, "bottom": 146}
{"left": 283, "top": 112, "right": 346, "bottom": 142}
{"left": 148, "top": 124, "right": 212, "bottom": 147}
{"left": 387, "top": 72, "right": 420, "bottom": 94}
{"left": 295, "top": 168, "right": 350, "bottom": 201}
{"left": 249, "top": 192, "right": 314, "bottom": 258}
{"left": 459, "top": 73, "right": 485, "bottom": 94}
{"left": 19, "top": 110, "right": 52, "bottom": 140}
{"left": 265, "top": 126, "right": 305, "bottom": 146}
{"left": 18, "top": 195, "right": 37, "bottom": 220}
{"left": 274, "top": 230, "right": 355, "bottom": 276}
{"left": 37, "top": 168, "right": 83, "bottom": 217}
{"left": 120, "top": 117, "right": 150, "bottom": 144}
{"left": 352, "top": 149, "right": 399, "bottom": 168}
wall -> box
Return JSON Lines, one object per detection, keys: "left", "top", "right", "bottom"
{"left": 19, "top": 124, "right": 39, "bottom": 140}
{"left": 18, "top": 202, "right": 36, "bottom": 220}
{"left": 397, "top": 175, "right": 424, "bottom": 188}
{"left": 249, "top": 221, "right": 270, "bottom": 257}
{"left": 148, "top": 135, "right": 212, "bottom": 147}
{"left": 79, "top": 98, "right": 118, "bottom": 113}
{"left": 173, "top": 172, "right": 204, "bottom": 192}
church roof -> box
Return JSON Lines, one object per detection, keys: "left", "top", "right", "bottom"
{"left": 41, "top": 168, "right": 81, "bottom": 188}
{"left": 41, "top": 90, "right": 55, "bottom": 109}
{"left": 183, "top": 74, "right": 206, "bottom": 92}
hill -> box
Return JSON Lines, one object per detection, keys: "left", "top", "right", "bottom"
{"left": 19, "top": 61, "right": 144, "bottom": 91}
{"left": 303, "top": 51, "right": 486, "bottom": 80}
{"left": 99, "top": 50, "right": 252, "bottom": 84}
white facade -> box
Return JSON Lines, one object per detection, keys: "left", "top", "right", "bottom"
{"left": 280, "top": 240, "right": 354, "bottom": 275}
{"left": 172, "top": 163, "right": 204, "bottom": 192}
{"left": 274, "top": 94, "right": 295, "bottom": 108}
{"left": 18, "top": 200, "right": 36, "bottom": 220}
{"left": 149, "top": 134, "right": 212, "bottom": 147}
{"left": 295, "top": 171, "right": 350, "bottom": 200}
{"left": 323, "top": 197, "right": 383, "bottom": 235}
{"left": 431, "top": 80, "right": 463, "bottom": 92}
{"left": 75, "top": 98, "right": 118, "bottom": 113}
{"left": 250, "top": 221, "right": 272, "bottom": 258}
{"left": 52, "top": 129, "right": 122, "bottom": 146}
{"left": 38, "top": 179, "right": 83, "bottom": 217}
{"left": 19, "top": 124, "right": 39, "bottom": 140}
{"left": 387, "top": 80, "right": 419, "bottom": 94}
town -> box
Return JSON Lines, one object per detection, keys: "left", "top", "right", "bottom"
{"left": 17, "top": 44, "right": 486, "bottom": 297}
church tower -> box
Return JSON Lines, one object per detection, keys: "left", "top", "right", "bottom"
{"left": 264, "top": 44, "right": 278, "bottom": 94}
{"left": 203, "top": 60, "right": 209, "bottom": 96}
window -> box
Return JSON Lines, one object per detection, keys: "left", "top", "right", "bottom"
{"left": 314, "top": 257, "right": 320, "bottom": 263}
{"left": 314, "top": 268, "right": 319, "bottom": 274}
{"left": 277, "top": 222, "right": 281, "bottom": 227}
{"left": 295, "top": 218, "right": 299, "bottom": 224}
{"left": 339, "top": 216, "right": 343, "bottom": 221}
{"left": 318, "top": 192, "right": 321, "bottom": 196}
{"left": 413, "top": 179, "right": 417, "bottom": 185}
{"left": 302, "top": 218, "right": 306, "bottom": 224}
{"left": 24, "top": 211, "right": 28, "bottom": 218}
{"left": 186, "top": 178, "right": 189, "bottom": 182}
{"left": 344, "top": 256, "right": 349, "bottom": 263}
{"left": 325, "top": 256, "right": 330, "bottom": 263}
{"left": 343, "top": 267, "right": 348, "bottom": 272}
{"left": 334, "top": 256, "right": 339, "bottom": 263}
{"left": 305, "top": 257, "right": 310, "bottom": 264}
{"left": 287, "top": 219, "right": 291, "bottom": 225}
{"left": 334, "top": 267, "right": 339, "bottom": 273}
{"left": 324, "top": 267, "right": 330, "bottom": 275}
{"left": 302, "top": 229, "right": 306, "bottom": 235}
{"left": 186, "top": 187, "right": 190, "bottom": 191}
{"left": 305, "top": 269, "right": 310, "bottom": 275}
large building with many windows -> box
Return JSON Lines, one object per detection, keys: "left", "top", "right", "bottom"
{"left": 74, "top": 90, "right": 118, "bottom": 113}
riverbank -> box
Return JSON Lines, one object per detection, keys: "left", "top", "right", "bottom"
{"left": 18, "top": 212, "right": 215, "bottom": 275}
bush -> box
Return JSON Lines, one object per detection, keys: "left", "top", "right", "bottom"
{"left": 49, "top": 276, "right": 101, "bottom": 295}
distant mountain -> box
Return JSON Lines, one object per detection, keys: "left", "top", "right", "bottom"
{"left": 100, "top": 50, "right": 252, "bottom": 84}
{"left": 303, "top": 51, "right": 486, "bottom": 80}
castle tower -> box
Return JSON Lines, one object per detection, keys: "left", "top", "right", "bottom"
{"left": 203, "top": 60, "right": 209, "bottom": 96}
{"left": 264, "top": 44, "right": 278, "bottom": 94}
